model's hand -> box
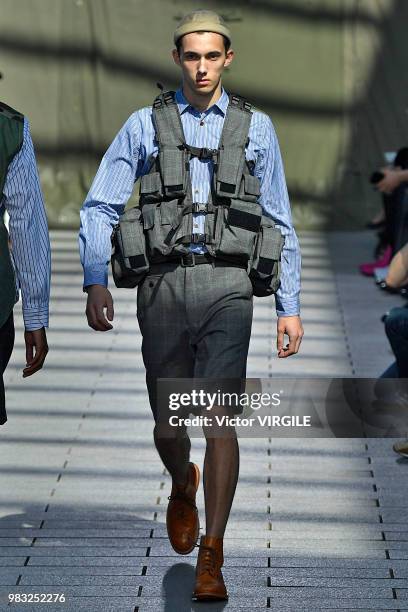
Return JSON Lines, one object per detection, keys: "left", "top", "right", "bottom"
{"left": 23, "top": 328, "right": 49, "bottom": 377}
{"left": 277, "top": 315, "right": 303, "bottom": 358}
{"left": 85, "top": 285, "right": 114, "bottom": 331}
{"left": 377, "top": 168, "right": 403, "bottom": 194}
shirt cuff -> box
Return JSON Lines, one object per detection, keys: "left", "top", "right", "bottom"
{"left": 22, "top": 305, "right": 49, "bottom": 331}
{"left": 274, "top": 295, "right": 300, "bottom": 318}
{"left": 83, "top": 265, "right": 109, "bottom": 290}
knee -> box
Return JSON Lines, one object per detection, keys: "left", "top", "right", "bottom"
{"left": 204, "top": 432, "right": 238, "bottom": 449}
{"left": 153, "top": 423, "right": 189, "bottom": 447}
{"left": 385, "top": 307, "right": 408, "bottom": 337}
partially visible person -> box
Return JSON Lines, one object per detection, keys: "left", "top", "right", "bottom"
{"left": 377, "top": 302, "right": 408, "bottom": 457}
{"left": 0, "top": 101, "right": 51, "bottom": 426}
{"left": 377, "top": 241, "right": 408, "bottom": 296}
{"left": 377, "top": 168, "right": 408, "bottom": 197}
{"left": 384, "top": 242, "right": 408, "bottom": 287}
{"left": 381, "top": 303, "right": 408, "bottom": 379}
{"left": 360, "top": 148, "right": 408, "bottom": 276}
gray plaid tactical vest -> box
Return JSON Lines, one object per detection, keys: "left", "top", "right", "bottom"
{"left": 111, "top": 91, "right": 285, "bottom": 296}
{"left": 0, "top": 102, "right": 24, "bottom": 328}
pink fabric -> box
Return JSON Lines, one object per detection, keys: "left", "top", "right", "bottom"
{"left": 359, "top": 245, "right": 392, "bottom": 276}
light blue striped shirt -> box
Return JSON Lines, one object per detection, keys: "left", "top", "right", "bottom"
{"left": 2, "top": 117, "right": 51, "bottom": 330}
{"left": 79, "top": 88, "right": 301, "bottom": 316}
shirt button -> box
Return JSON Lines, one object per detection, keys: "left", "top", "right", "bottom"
{"left": 200, "top": 121, "right": 204, "bottom": 126}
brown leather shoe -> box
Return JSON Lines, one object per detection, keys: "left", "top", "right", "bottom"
{"left": 166, "top": 462, "right": 200, "bottom": 555}
{"left": 192, "top": 535, "right": 228, "bottom": 601}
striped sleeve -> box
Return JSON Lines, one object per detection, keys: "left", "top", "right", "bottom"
{"left": 252, "top": 112, "right": 301, "bottom": 317}
{"left": 3, "top": 117, "right": 51, "bottom": 330}
{"left": 79, "top": 112, "right": 143, "bottom": 288}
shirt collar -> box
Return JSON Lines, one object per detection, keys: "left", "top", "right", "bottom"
{"left": 175, "top": 87, "right": 229, "bottom": 116}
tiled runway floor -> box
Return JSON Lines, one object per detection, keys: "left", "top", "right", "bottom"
{"left": 1, "top": 230, "right": 407, "bottom": 611}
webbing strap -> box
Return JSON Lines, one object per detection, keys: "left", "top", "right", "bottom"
{"left": 152, "top": 91, "right": 187, "bottom": 192}
{"left": 216, "top": 94, "right": 252, "bottom": 198}
{"left": 152, "top": 91, "right": 185, "bottom": 147}
{"left": 183, "top": 144, "right": 218, "bottom": 160}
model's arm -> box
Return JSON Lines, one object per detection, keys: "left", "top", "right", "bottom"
{"left": 386, "top": 243, "right": 408, "bottom": 288}
{"left": 378, "top": 168, "right": 408, "bottom": 194}
{"left": 3, "top": 117, "right": 50, "bottom": 375}
{"left": 79, "top": 112, "right": 144, "bottom": 331}
{"left": 254, "top": 112, "right": 303, "bottom": 357}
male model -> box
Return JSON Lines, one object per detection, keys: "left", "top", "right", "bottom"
{"left": 0, "top": 101, "right": 50, "bottom": 426}
{"left": 79, "top": 10, "right": 302, "bottom": 601}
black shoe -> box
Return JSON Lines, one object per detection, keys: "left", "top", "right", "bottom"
{"left": 379, "top": 281, "right": 408, "bottom": 297}
{"left": 378, "top": 281, "right": 399, "bottom": 294}
{"left": 366, "top": 220, "right": 386, "bottom": 230}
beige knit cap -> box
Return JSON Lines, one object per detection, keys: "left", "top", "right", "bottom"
{"left": 173, "top": 10, "right": 231, "bottom": 45}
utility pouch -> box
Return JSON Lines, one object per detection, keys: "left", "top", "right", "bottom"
{"left": 111, "top": 207, "right": 149, "bottom": 288}
{"left": 215, "top": 148, "right": 246, "bottom": 199}
{"left": 239, "top": 173, "right": 261, "bottom": 203}
{"left": 249, "top": 216, "right": 285, "bottom": 297}
{"left": 215, "top": 199, "right": 262, "bottom": 264}
{"left": 159, "top": 148, "right": 187, "bottom": 198}
{"left": 139, "top": 171, "right": 163, "bottom": 204}
{"left": 142, "top": 200, "right": 186, "bottom": 259}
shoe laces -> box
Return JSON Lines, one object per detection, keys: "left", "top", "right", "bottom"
{"left": 167, "top": 492, "right": 197, "bottom": 511}
{"left": 195, "top": 543, "right": 217, "bottom": 578}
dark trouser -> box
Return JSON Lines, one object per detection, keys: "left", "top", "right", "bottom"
{"left": 385, "top": 306, "right": 408, "bottom": 378}
{"left": 0, "top": 312, "right": 15, "bottom": 425}
{"left": 136, "top": 263, "right": 253, "bottom": 421}
{"left": 382, "top": 183, "right": 408, "bottom": 254}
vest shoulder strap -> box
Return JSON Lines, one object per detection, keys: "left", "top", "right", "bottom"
{"left": 216, "top": 92, "right": 253, "bottom": 197}
{"left": 0, "top": 102, "right": 24, "bottom": 196}
{"left": 220, "top": 92, "right": 253, "bottom": 148}
{"left": 151, "top": 90, "right": 188, "bottom": 194}
{"left": 152, "top": 90, "right": 186, "bottom": 147}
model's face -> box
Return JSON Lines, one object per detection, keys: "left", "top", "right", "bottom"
{"left": 173, "top": 32, "right": 234, "bottom": 96}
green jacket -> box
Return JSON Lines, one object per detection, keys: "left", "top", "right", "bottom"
{"left": 0, "top": 102, "right": 24, "bottom": 329}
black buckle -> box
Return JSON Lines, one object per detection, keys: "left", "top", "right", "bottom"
{"left": 192, "top": 202, "right": 207, "bottom": 213}
{"left": 191, "top": 233, "right": 206, "bottom": 244}
{"left": 181, "top": 252, "right": 196, "bottom": 267}
{"left": 163, "top": 92, "right": 174, "bottom": 105}
{"left": 199, "top": 148, "right": 217, "bottom": 160}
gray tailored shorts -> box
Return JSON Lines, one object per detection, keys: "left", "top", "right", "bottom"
{"left": 136, "top": 262, "right": 253, "bottom": 421}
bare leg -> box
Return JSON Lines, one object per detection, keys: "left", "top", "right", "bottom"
{"left": 153, "top": 424, "right": 191, "bottom": 487}
{"left": 202, "top": 411, "right": 239, "bottom": 538}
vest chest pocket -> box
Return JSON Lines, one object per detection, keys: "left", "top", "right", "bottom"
{"left": 140, "top": 172, "right": 163, "bottom": 204}
{"left": 141, "top": 201, "right": 181, "bottom": 258}
{"left": 111, "top": 206, "right": 149, "bottom": 288}
{"left": 215, "top": 199, "right": 262, "bottom": 264}
{"left": 142, "top": 203, "right": 164, "bottom": 258}
{"left": 249, "top": 216, "right": 285, "bottom": 296}
{"left": 160, "top": 199, "right": 179, "bottom": 226}
{"left": 239, "top": 173, "right": 261, "bottom": 203}
{"left": 160, "top": 199, "right": 185, "bottom": 251}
